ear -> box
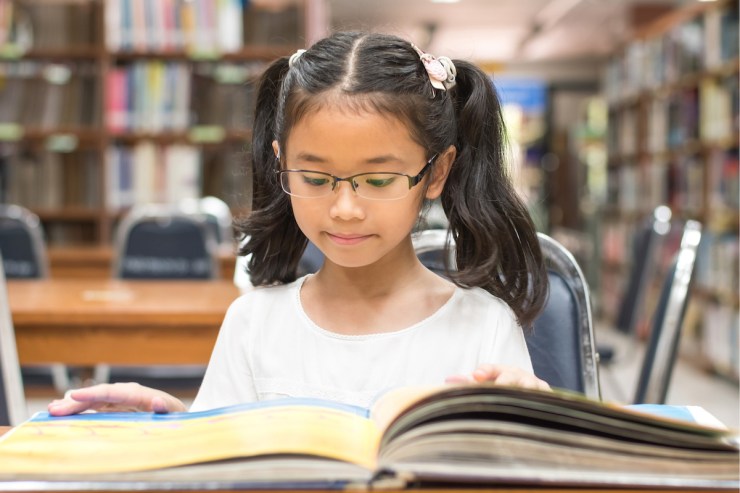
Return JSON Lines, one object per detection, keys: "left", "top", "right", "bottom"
{"left": 425, "top": 145, "right": 456, "bottom": 200}
{"left": 272, "top": 140, "right": 280, "bottom": 159}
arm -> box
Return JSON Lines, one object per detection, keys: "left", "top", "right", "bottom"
{"left": 47, "top": 382, "right": 187, "bottom": 416}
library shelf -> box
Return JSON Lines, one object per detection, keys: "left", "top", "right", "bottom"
{"left": 602, "top": 0, "right": 738, "bottom": 381}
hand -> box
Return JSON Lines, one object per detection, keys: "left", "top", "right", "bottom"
{"left": 446, "top": 364, "right": 551, "bottom": 391}
{"left": 47, "top": 382, "right": 188, "bottom": 416}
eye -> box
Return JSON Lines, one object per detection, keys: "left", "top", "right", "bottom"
{"left": 361, "top": 174, "right": 397, "bottom": 188}
{"left": 300, "top": 173, "right": 331, "bottom": 187}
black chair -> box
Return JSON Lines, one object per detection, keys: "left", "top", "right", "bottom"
{"left": 598, "top": 205, "right": 673, "bottom": 366}
{"left": 0, "top": 253, "right": 27, "bottom": 426}
{"left": 411, "top": 229, "right": 601, "bottom": 399}
{"left": 98, "top": 204, "right": 219, "bottom": 387}
{"left": 0, "top": 204, "right": 71, "bottom": 392}
{"left": 633, "top": 219, "right": 702, "bottom": 405}
{"left": 179, "top": 196, "right": 234, "bottom": 248}
{"left": 616, "top": 206, "right": 674, "bottom": 334}
{"left": 530, "top": 233, "right": 600, "bottom": 399}
{"left": 0, "top": 204, "right": 49, "bottom": 279}
{"left": 113, "top": 204, "right": 218, "bottom": 280}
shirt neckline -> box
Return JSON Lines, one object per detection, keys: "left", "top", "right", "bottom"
{"left": 292, "top": 274, "right": 461, "bottom": 340}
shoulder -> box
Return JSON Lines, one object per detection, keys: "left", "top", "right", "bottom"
{"left": 452, "top": 286, "right": 519, "bottom": 325}
{"left": 229, "top": 278, "right": 298, "bottom": 308}
{"left": 221, "top": 277, "right": 304, "bottom": 329}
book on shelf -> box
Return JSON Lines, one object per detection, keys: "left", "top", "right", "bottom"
{"left": 106, "top": 0, "right": 244, "bottom": 53}
{"left": 718, "top": 1, "right": 739, "bottom": 63}
{"left": 243, "top": 1, "right": 301, "bottom": 46}
{"left": 201, "top": 144, "right": 252, "bottom": 209}
{"left": 22, "top": 1, "right": 97, "bottom": 50}
{"left": 699, "top": 75, "right": 737, "bottom": 142}
{"left": 0, "top": 61, "right": 98, "bottom": 130}
{"left": 4, "top": 148, "right": 100, "bottom": 210}
{"left": 672, "top": 153, "right": 704, "bottom": 215}
{"left": 707, "top": 147, "right": 739, "bottom": 210}
{"left": 106, "top": 142, "right": 201, "bottom": 210}
{"left": 701, "top": 302, "right": 740, "bottom": 381}
{"left": 0, "top": 384, "right": 737, "bottom": 489}
{"left": 695, "top": 230, "right": 740, "bottom": 296}
{"left": 105, "top": 59, "right": 261, "bottom": 133}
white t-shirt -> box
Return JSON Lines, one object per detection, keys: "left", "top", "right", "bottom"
{"left": 190, "top": 276, "right": 533, "bottom": 411}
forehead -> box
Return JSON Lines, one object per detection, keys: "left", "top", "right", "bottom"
{"left": 286, "top": 102, "right": 419, "bottom": 158}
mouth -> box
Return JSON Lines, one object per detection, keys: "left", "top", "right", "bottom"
{"left": 326, "top": 233, "right": 372, "bottom": 246}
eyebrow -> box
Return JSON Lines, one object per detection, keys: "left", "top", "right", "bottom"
{"left": 294, "top": 152, "right": 404, "bottom": 166}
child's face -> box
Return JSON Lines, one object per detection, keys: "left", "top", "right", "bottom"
{"left": 276, "top": 105, "right": 447, "bottom": 270}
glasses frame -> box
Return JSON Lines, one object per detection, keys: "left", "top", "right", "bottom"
{"left": 276, "top": 154, "right": 439, "bottom": 201}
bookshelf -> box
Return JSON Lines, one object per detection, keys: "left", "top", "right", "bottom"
{"left": 602, "top": 0, "right": 739, "bottom": 381}
{"left": 0, "top": 0, "right": 311, "bottom": 246}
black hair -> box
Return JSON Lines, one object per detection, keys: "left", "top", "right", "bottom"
{"left": 237, "top": 31, "right": 547, "bottom": 328}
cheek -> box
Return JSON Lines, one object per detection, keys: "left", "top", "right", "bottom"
{"left": 290, "top": 198, "right": 328, "bottom": 240}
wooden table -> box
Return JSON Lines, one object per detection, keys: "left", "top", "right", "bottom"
{"left": 7, "top": 279, "right": 240, "bottom": 366}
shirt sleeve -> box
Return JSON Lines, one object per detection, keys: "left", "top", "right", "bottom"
{"left": 189, "top": 296, "right": 258, "bottom": 412}
{"left": 481, "top": 299, "right": 534, "bottom": 373}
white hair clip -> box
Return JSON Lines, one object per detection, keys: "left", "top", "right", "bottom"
{"left": 411, "top": 44, "right": 456, "bottom": 92}
{"left": 289, "top": 49, "right": 306, "bottom": 67}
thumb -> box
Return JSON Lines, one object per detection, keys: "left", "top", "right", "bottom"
{"left": 472, "top": 364, "right": 504, "bottom": 382}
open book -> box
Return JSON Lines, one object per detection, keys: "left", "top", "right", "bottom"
{"left": 0, "top": 384, "right": 737, "bottom": 490}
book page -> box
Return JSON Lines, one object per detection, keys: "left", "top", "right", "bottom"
{"left": 370, "top": 384, "right": 738, "bottom": 452}
{"left": 0, "top": 399, "right": 381, "bottom": 475}
{"left": 369, "top": 384, "right": 442, "bottom": 433}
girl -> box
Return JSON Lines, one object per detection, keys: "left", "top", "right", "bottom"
{"left": 49, "top": 31, "right": 549, "bottom": 416}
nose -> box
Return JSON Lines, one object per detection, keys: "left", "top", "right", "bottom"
{"left": 332, "top": 176, "right": 357, "bottom": 193}
{"left": 328, "top": 180, "right": 366, "bottom": 221}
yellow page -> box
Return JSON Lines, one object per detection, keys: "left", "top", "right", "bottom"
{"left": 0, "top": 401, "right": 381, "bottom": 474}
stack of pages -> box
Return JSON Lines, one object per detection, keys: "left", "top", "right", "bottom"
{"left": 0, "top": 384, "right": 737, "bottom": 490}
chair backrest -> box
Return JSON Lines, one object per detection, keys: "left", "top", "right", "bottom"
{"left": 411, "top": 229, "right": 456, "bottom": 277}
{"left": 615, "top": 205, "right": 672, "bottom": 334}
{"left": 411, "top": 230, "right": 601, "bottom": 399}
{"left": 0, "top": 253, "right": 27, "bottom": 426}
{"left": 179, "top": 196, "right": 234, "bottom": 247}
{"left": 531, "top": 233, "right": 600, "bottom": 399}
{"left": 633, "top": 220, "right": 702, "bottom": 405}
{"left": 0, "top": 204, "right": 49, "bottom": 279}
{"left": 113, "top": 204, "right": 218, "bottom": 280}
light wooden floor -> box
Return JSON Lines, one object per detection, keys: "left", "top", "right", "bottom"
{"left": 595, "top": 321, "right": 739, "bottom": 429}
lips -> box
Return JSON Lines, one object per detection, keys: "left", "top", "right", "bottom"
{"left": 326, "top": 233, "right": 371, "bottom": 246}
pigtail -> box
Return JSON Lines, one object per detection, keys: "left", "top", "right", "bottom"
{"left": 237, "top": 57, "right": 307, "bottom": 286}
{"left": 442, "top": 61, "right": 547, "bottom": 328}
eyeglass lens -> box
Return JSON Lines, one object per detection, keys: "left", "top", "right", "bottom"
{"left": 280, "top": 171, "right": 412, "bottom": 200}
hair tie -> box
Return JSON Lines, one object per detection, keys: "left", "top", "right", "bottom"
{"left": 289, "top": 49, "right": 306, "bottom": 68}
{"left": 411, "top": 44, "right": 456, "bottom": 92}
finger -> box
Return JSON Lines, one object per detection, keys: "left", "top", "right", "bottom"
{"left": 445, "top": 374, "right": 475, "bottom": 384}
{"left": 494, "top": 373, "right": 550, "bottom": 391}
{"left": 151, "top": 396, "right": 171, "bottom": 414}
{"left": 472, "top": 365, "right": 504, "bottom": 382}
{"left": 73, "top": 383, "right": 144, "bottom": 406}
{"left": 47, "top": 398, "right": 96, "bottom": 416}
{"left": 536, "top": 379, "right": 552, "bottom": 391}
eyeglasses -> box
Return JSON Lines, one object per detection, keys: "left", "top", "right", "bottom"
{"left": 276, "top": 155, "right": 438, "bottom": 201}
